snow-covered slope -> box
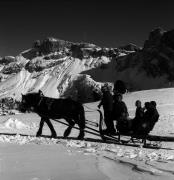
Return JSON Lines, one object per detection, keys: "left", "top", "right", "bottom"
{"left": 0, "top": 55, "right": 114, "bottom": 101}
{"left": 0, "top": 38, "right": 123, "bottom": 102}
{"left": 1, "top": 28, "right": 174, "bottom": 102}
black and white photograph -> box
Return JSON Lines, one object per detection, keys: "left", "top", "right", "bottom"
{"left": 1, "top": 0, "right": 174, "bottom": 179}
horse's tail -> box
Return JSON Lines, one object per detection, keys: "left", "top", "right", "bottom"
{"left": 79, "top": 103, "right": 86, "bottom": 129}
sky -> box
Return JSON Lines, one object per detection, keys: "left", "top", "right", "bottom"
{"left": 0, "top": 0, "right": 174, "bottom": 56}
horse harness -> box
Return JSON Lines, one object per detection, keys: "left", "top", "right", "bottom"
{"left": 37, "top": 96, "right": 55, "bottom": 111}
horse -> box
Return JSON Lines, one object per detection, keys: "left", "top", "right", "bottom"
{"left": 20, "top": 90, "right": 86, "bottom": 139}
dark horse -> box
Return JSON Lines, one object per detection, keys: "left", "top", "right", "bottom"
{"left": 20, "top": 90, "right": 86, "bottom": 139}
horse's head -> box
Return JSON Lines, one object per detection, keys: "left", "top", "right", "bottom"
{"left": 20, "top": 90, "right": 44, "bottom": 113}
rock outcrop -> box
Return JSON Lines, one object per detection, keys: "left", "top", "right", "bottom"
{"left": 115, "top": 27, "right": 174, "bottom": 90}
{"left": 1, "top": 62, "right": 23, "bottom": 74}
{"left": 0, "top": 56, "right": 16, "bottom": 65}
{"left": 119, "top": 43, "right": 141, "bottom": 52}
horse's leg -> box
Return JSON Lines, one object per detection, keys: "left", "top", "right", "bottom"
{"left": 76, "top": 116, "right": 85, "bottom": 140}
{"left": 76, "top": 104, "right": 86, "bottom": 140}
{"left": 78, "top": 124, "right": 85, "bottom": 140}
{"left": 36, "top": 118, "right": 45, "bottom": 137}
{"left": 45, "top": 118, "right": 57, "bottom": 138}
{"left": 63, "top": 118, "right": 75, "bottom": 138}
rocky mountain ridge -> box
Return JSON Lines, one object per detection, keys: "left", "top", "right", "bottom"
{"left": 0, "top": 37, "right": 130, "bottom": 102}
{"left": 0, "top": 28, "right": 174, "bottom": 103}
{"left": 115, "top": 27, "right": 174, "bottom": 90}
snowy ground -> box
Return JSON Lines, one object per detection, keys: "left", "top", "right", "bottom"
{"left": 1, "top": 88, "right": 174, "bottom": 180}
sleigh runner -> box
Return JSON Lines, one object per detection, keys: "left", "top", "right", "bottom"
{"left": 99, "top": 114, "right": 161, "bottom": 148}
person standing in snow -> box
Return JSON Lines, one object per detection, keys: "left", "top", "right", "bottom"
{"left": 98, "top": 83, "right": 115, "bottom": 134}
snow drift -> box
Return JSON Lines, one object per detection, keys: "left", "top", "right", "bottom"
{"left": 0, "top": 118, "right": 30, "bottom": 130}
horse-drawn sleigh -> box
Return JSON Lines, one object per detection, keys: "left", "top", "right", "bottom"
{"left": 20, "top": 90, "right": 164, "bottom": 148}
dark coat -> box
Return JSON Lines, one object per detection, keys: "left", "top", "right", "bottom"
{"left": 135, "top": 107, "right": 144, "bottom": 120}
{"left": 98, "top": 91, "right": 113, "bottom": 112}
{"left": 98, "top": 91, "right": 115, "bottom": 132}
{"left": 140, "top": 107, "right": 159, "bottom": 134}
{"left": 112, "top": 100, "right": 128, "bottom": 120}
{"left": 148, "top": 108, "right": 159, "bottom": 131}
{"left": 143, "top": 107, "right": 159, "bottom": 123}
{"left": 133, "top": 107, "right": 144, "bottom": 131}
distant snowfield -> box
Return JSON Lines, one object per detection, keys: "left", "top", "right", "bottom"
{"left": 1, "top": 88, "right": 174, "bottom": 180}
